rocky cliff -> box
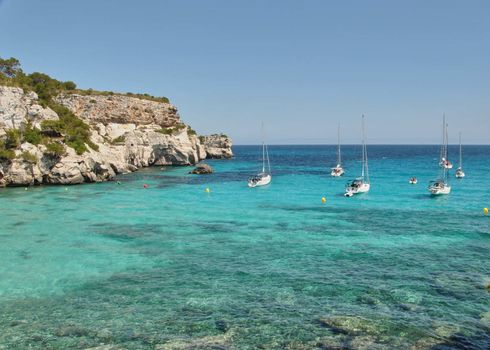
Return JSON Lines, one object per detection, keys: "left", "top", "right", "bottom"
{"left": 0, "top": 86, "right": 232, "bottom": 186}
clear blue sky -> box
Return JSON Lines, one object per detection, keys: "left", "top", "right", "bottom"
{"left": 1, "top": 0, "right": 489, "bottom": 144}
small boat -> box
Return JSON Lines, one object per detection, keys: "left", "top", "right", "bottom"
{"left": 455, "top": 132, "right": 465, "bottom": 178}
{"left": 331, "top": 124, "right": 344, "bottom": 177}
{"left": 345, "top": 115, "right": 370, "bottom": 197}
{"left": 429, "top": 116, "right": 451, "bottom": 195}
{"left": 248, "top": 124, "right": 271, "bottom": 188}
{"left": 409, "top": 177, "right": 417, "bottom": 184}
{"left": 440, "top": 158, "right": 453, "bottom": 169}
{"left": 438, "top": 118, "right": 453, "bottom": 169}
{"left": 428, "top": 179, "right": 451, "bottom": 195}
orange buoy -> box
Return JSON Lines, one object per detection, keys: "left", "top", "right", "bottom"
{"left": 143, "top": 184, "right": 149, "bottom": 189}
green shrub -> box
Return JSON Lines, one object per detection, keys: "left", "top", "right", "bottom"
{"left": 199, "top": 136, "right": 206, "bottom": 143}
{"left": 45, "top": 142, "right": 65, "bottom": 156}
{"left": 87, "top": 140, "right": 99, "bottom": 151}
{"left": 111, "top": 135, "right": 125, "bottom": 144}
{"left": 5, "top": 129, "right": 21, "bottom": 149}
{"left": 63, "top": 81, "right": 76, "bottom": 90}
{"left": 155, "top": 128, "right": 173, "bottom": 135}
{"left": 23, "top": 123, "right": 43, "bottom": 145}
{"left": 174, "top": 123, "right": 186, "bottom": 131}
{"left": 187, "top": 126, "right": 197, "bottom": 136}
{"left": 21, "top": 151, "right": 37, "bottom": 163}
{"left": 0, "top": 149, "right": 15, "bottom": 160}
{"left": 42, "top": 104, "right": 95, "bottom": 155}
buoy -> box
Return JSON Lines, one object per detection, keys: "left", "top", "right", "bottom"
{"left": 205, "top": 187, "right": 210, "bottom": 193}
{"left": 65, "top": 187, "right": 68, "bottom": 191}
{"left": 321, "top": 197, "right": 326, "bottom": 203}
{"left": 484, "top": 208, "right": 489, "bottom": 215}
{"left": 24, "top": 187, "right": 28, "bottom": 191}
{"left": 116, "top": 181, "right": 121, "bottom": 185}
{"left": 143, "top": 184, "right": 149, "bottom": 189}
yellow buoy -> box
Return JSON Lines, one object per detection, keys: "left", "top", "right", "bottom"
{"left": 484, "top": 207, "right": 489, "bottom": 215}
{"left": 321, "top": 197, "right": 326, "bottom": 203}
{"left": 205, "top": 187, "right": 210, "bottom": 193}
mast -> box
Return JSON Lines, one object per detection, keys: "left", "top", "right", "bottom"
{"left": 362, "top": 115, "right": 369, "bottom": 183}
{"left": 459, "top": 132, "right": 463, "bottom": 168}
{"left": 440, "top": 114, "right": 445, "bottom": 163}
{"left": 261, "top": 122, "right": 265, "bottom": 173}
{"left": 265, "top": 143, "right": 271, "bottom": 174}
{"left": 443, "top": 121, "right": 449, "bottom": 182}
{"left": 337, "top": 123, "right": 341, "bottom": 166}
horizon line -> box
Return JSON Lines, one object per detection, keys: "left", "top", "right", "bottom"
{"left": 232, "top": 143, "right": 490, "bottom": 146}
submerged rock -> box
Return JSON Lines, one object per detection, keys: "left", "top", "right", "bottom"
{"left": 481, "top": 311, "right": 490, "bottom": 328}
{"left": 215, "top": 319, "right": 229, "bottom": 333}
{"left": 189, "top": 163, "right": 214, "bottom": 174}
{"left": 155, "top": 329, "right": 235, "bottom": 350}
{"left": 316, "top": 315, "right": 383, "bottom": 337}
{"left": 55, "top": 324, "right": 90, "bottom": 337}
{"left": 96, "top": 328, "right": 113, "bottom": 341}
{"left": 84, "top": 346, "right": 123, "bottom": 350}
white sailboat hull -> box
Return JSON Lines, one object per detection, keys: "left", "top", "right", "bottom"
{"left": 428, "top": 184, "right": 451, "bottom": 195}
{"left": 331, "top": 166, "right": 344, "bottom": 177}
{"left": 345, "top": 182, "right": 370, "bottom": 197}
{"left": 344, "top": 116, "right": 370, "bottom": 197}
{"left": 430, "top": 116, "right": 451, "bottom": 196}
{"left": 248, "top": 174, "right": 271, "bottom": 188}
{"left": 455, "top": 168, "right": 465, "bottom": 178}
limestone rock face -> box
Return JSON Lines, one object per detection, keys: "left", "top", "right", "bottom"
{"left": 0, "top": 86, "right": 58, "bottom": 133}
{"left": 55, "top": 93, "right": 180, "bottom": 127}
{"left": 0, "top": 86, "right": 233, "bottom": 186}
{"left": 201, "top": 134, "right": 233, "bottom": 159}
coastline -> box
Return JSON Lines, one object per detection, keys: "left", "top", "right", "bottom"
{"left": 0, "top": 85, "right": 233, "bottom": 187}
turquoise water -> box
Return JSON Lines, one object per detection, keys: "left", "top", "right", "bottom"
{"left": 0, "top": 145, "right": 489, "bottom": 349}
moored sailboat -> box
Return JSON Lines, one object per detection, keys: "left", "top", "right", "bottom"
{"left": 331, "top": 124, "right": 344, "bottom": 177}
{"left": 439, "top": 116, "right": 453, "bottom": 169}
{"left": 429, "top": 116, "right": 451, "bottom": 195}
{"left": 455, "top": 132, "right": 465, "bottom": 178}
{"left": 345, "top": 115, "right": 370, "bottom": 197}
{"left": 248, "top": 124, "right": 271, "bottom": 188}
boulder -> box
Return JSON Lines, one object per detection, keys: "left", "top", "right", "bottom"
{"left": 189, "top": 163, "right": 214, "bottom": 174}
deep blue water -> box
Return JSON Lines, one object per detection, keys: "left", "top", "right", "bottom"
{"left": 0, "top": 145, "right": 489, "bottom": 349}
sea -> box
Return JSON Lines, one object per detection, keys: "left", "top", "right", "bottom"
{"left": 0, "top": 145, "right": 489, "bottom": 349}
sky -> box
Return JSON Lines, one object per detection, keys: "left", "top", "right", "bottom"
{"left": 0, "top": 0, "right": 489, "bottom": 144}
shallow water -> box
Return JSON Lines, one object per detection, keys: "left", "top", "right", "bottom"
{"left": 0, "top": 145, "right": 489, "bottom": 349}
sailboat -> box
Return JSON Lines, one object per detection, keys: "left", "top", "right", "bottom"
{"left": 429, "top": 116, "right": 451, "bottom": 195}
{"left": 248, "top": 124, "right": 271, "bottom": 188}
{"left": 345, "top": 115, "right": 370, "bottom": 197}
{"left": 331, "top": 124, "right": 345, "bottom": 177}
{"left": 439, "top": 116, "right": 453, "bottom": 169}
{"left": 455, "top": 132, "right": 465, "bottom": 178}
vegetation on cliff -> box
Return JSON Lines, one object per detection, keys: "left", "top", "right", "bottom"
{"left": 0, "top": 56, "right": 170, "bottom": 155}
